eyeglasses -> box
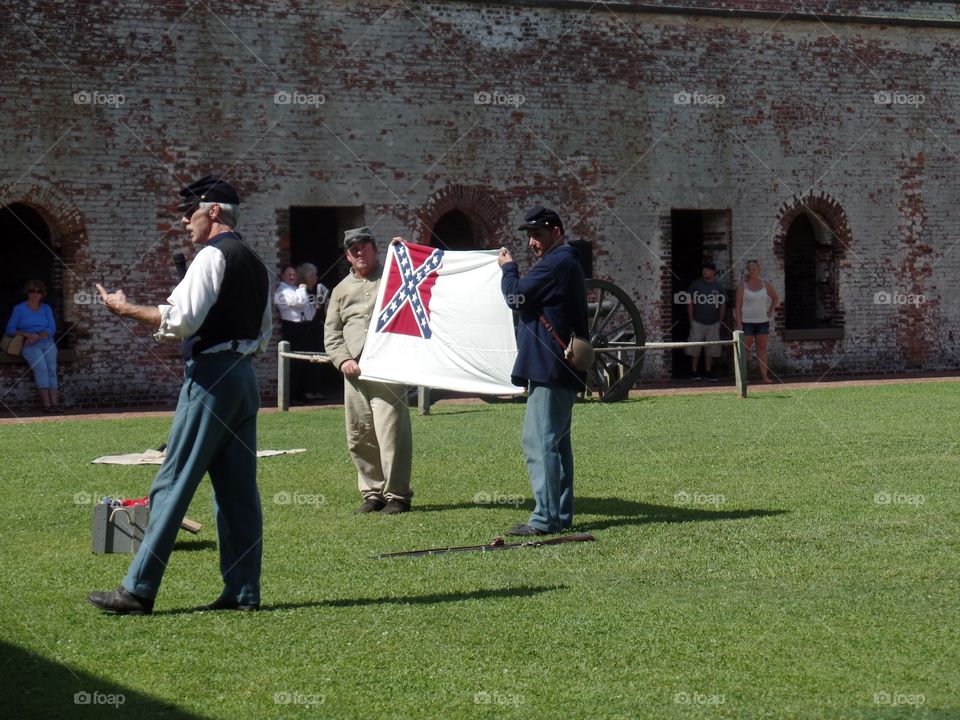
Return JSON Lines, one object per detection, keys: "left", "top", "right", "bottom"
{"left": 28, "top": 289, "right": 42, "bottom": 294}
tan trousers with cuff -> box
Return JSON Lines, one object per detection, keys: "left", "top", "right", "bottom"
{"left": 343, "top": 376, "right": 413, "bottom": 503}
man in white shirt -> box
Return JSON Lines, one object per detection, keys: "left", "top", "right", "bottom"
{"left": 88, "top": 175, "right": 271, "bottom": 615}
{"left": 274, "top": 264, "right": 328, "bottom": 402}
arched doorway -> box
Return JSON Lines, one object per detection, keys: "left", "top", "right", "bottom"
{"left": 430, "top": 209, "right": 478, "bottom": 249}
{"left": 784, "top": 213, "right": 818, "bottom": 330}
{"left": 0, "top": 203, "right": 60, "bottom": 338}
{"left": 416, "top": 184, "right": 507, "bottom": 250}
{"left": 774, "top": 193, "right": 849, "bottom": 339}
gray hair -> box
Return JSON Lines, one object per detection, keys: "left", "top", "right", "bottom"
{"left": 199, "top": 201, "right": 238, "bottom": 228}
{"left": 296, "top": 262, "right": 317, "bottom": 285}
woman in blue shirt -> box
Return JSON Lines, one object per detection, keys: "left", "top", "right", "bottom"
{"left": 5, "top": 280, "right": 62, "bottom": 412}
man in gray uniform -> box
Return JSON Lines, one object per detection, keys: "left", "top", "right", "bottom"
{"left": 324, "top": 227, "right": 413, "bottom": 514}
{"left": 88, "top": 175, "right": 271, "bottom": 614}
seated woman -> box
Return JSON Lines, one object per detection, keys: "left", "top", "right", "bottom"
{"left": 5, "top": 280, "right": 62, "bottom": 412}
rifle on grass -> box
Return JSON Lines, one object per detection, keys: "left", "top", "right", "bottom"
{"left": 375, "top": 533, "right": 595, "bottom": 559}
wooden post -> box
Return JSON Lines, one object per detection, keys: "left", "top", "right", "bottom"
{"left": 733, "top": 331, "right": 748, "bottom": 397}
{"left": 278, "top": 341, "right": 290, "bottom": 411}
{"left": 417, "top": 386, "right": 431, "bottom": 415}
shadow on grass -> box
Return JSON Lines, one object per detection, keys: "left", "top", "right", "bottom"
{"left": 573, "top": 497, "right": 787, "bottom": 532}
{"left": 1, "top": 639, "right": 206, "bottom": 718}
{"left": 172, "top": 539, "right": 217, "bottom": 552}
{"left": 415, "top": 501, "right": 535, "bottom": 513}
{"left": 152, "top": 585, "right": 562, "bottom": 616}
{"left": 419, "top": 407, "right": 498, "bottom": 416}
{"left": 415, "top": 496, "right": 786, "bottom": 532}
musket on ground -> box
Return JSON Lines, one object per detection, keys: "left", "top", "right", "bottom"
{"left": 375, "top": 533, "right": 595, "bottom": 559}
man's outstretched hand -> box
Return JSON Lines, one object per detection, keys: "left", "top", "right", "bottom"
{"left": 94, "top": 284, "right": 161, "bottom": 327}
{"left": 95, "top": 284, "right": 128, "bottom": 316}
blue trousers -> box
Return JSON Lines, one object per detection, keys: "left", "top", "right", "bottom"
{"left": 21, "top": 339, "right": 58, "bottom": 389}
{"left": 522, "top": 383, "right": 577, "bottom": 532}
{"left": 124, "top": 353, "right": 263, "bottom": 604}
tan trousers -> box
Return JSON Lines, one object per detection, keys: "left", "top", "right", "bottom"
{"left": 343, "top": 376, "right": 413, "bottom": 503}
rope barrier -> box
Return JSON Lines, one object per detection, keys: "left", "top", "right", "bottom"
{"left": 278, "top": 351, "right": 332, "bottom": 363}
{"left": 277, "top": 331, "right": 750, "bottom": 412}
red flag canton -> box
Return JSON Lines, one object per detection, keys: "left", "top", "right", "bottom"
{"left": 375, "top": 243, "right": 444, "bottom": 338}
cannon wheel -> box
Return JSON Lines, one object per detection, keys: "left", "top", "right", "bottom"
{"left": 584, "top": 279, "right": 645, "bottom": 403}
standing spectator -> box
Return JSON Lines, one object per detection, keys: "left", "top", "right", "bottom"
{"left": 87, "top": 175, "right": 271, "bottom": 614}
{"left": 296, "top": 262, "right": 329, "bottom": 402}
{"left": 498, "top": 206, "right": 588, "bottom": 536}
{"left": 735, "top": 259, "right": 780, "bottom": 384}
{"left": 324, "top": 227, "right": 413, "bottom": 514}
{"left": 5, "top": 280, "right": 62, "bottom": 412}
{"left": 274, "top": 265, "right": 313, "bottom": 404}
{"left": 685, "top": 261, "right": 726, "bottom": 381}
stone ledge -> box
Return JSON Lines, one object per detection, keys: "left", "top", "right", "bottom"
{"left": 782, "top": 328, "right": 845, "bottom": 341}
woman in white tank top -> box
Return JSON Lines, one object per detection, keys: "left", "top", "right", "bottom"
{"left": 735, "top": 260, "right": 780, "bottom": 384}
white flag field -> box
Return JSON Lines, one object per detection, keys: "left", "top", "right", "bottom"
{"left": 359, "top": 242, "right": 525, "bottom": 395}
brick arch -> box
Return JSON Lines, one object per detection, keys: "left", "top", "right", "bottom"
{"left": 1, "top": 182, "right": 87, "bottom": 239}
{"left": 773, "top": 191, "right": 851, "bottom": 336}
{"left": 2, "top": 182, "right": 94, "bottom": 348}
{"left": 774, "top": 191, "right": 852, "bottom": 256}
{"left": 413, "top": 185, "right": 508, "bottom": 249}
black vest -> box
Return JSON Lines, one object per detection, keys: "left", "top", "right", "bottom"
{"left": 191, "top": 232, "right": 269, "bottom": 355}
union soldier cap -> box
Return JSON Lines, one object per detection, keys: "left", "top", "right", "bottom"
{"left": 518, "top": 205, "right": 564, "bottom": 233}
{"left": 176, "top": 175, "right": 240, "bottom": 214}
{"left": 343, "top": 226, "right": 376, "bottom": 249}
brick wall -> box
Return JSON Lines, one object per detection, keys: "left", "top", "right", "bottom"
{"left": 3, "top": 1, "right": 959, "bottom": 407}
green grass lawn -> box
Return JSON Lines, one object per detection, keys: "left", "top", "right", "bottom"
{"left": 2, "top": 383, "right": 958, "bottom": 719}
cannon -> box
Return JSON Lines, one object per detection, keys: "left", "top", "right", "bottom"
{"left": 478, "top": 278, "right": 647, "bottom": 406}
{"left": 582, "top": 278, "right": 646, "bottom": 402}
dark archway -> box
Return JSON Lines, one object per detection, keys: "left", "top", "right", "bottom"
{"left": 774, "top": 193, "right": 850, "bottom": 338}
{"left": 0, "top": 203, "right": 59, "bottom": 338}
{"left": 430, "top": 209, "right": 477, "bottom": 249}
{"left": 784, "top": 213, "right": 817, "bottom": 330}
{"left": 415, "top": 184, "right": 507, "bottom": 250}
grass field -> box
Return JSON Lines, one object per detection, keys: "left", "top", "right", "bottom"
{"left": 2, "top": 382, "right": 958, "bottom": 719}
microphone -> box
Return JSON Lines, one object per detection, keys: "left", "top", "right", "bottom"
{"left": 173, "top": 253, "right": 187, "bottom": 280}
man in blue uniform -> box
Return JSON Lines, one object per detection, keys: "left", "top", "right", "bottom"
{"left": 498, "top": 206, "right": 588, "bottom": 536}
{"left": 88, "top": 175, "right": 272, "bottom": 614}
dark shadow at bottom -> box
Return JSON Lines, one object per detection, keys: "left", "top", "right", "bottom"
{"left": 152, "top": 584, "right": 564, "bottom": 616}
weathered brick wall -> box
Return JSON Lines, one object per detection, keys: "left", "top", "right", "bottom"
{"left": 3, "top": 1, "right": 959, "bottom": 407}
{"left": 619, "top": 0, "right": 960, "bottom": 18}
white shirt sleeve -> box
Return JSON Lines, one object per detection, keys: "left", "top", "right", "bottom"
{"left": 278, "top": 284, "right": 308, "bottom": 310}
{"left": 155, "top": 245, "right": 225, "bottom": 341}
{"left": 274, "top": 283, "right": 310, "bottom": 322}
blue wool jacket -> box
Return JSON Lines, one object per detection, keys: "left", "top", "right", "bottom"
{"left": 500, "top": 244, "right": 588, "bottom": 391}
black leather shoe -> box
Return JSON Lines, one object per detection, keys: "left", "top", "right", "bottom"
{"left": 355, "top": 497, "right": 386, "bottom": 514}
{"left": 195, "top": 595, "right": 260, "bottom": 612}
{"left": 505, "top": 523, "right": 550, "bottom": 537}
{"left": 87, "top": 586, "right": 154, "bottom": 615}
{"left": 380, "top": 500, "right": 411, "bottom": 515}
